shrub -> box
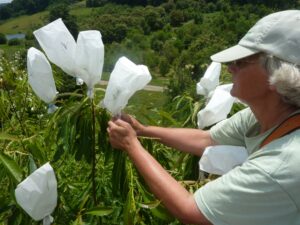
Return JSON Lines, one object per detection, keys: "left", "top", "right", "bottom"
{"left": 8, "top": 38, "right": 22, "bottom": 46}
{"left": 141, "top": 7, "right": 164, "bottom": 34}
{"left": 159, "top": 57, "right": 170, "bottom": 76}
{"left": 0, "top": 33, "right": 6, "bottom": 44}
{"left": 170, "top": 10, "right": 185, "bottom": 27}
{"left": 25, "top": 30, "right": 34, "bottom": 40}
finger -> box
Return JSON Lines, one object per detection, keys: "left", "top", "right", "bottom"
{"left": 108, "top": 120, "right": 127, "bottom": 135}
{"left": 111, "top": 115, "right": 120, "bottom": 121}
{"left": 107, "top": 127, "right": 111, "bottom": 133}
{"left": 114, "top": 119, "right": 130, "bottom": 127}
{"left": 120, "top": 113, "right": 131, "bottom": 121}
{"left": 108, "top": 121, "right": 122, "bottom": 132}
{"left": 107, "top": 121, "right": 114, "bottom": 129}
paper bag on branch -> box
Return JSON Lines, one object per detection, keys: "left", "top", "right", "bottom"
{"left": 15, "top": 163, "right": 57, "bottom": 225}
{"left": 197, "top": 84, "right": 234, "bottom": 129}
{"left": 101, "top": 56, "right": 152, "bottom": 116}
{"left": 75, "top": 30, "right": 104, "bottom": 98}
{"left": 199, "top": 145, "right": 248, "bottom": 175}
{"left": 196, "top": 62, "right": 221, "bottom": 96}
{"left": 27, "top": 47, "right": 57, "bottom": 113}
{"left": 33, "top": 18, "right": 77, "bottom": 77}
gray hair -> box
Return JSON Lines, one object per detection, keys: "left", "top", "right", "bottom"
{"left": 261, "top": 54, "right": 300, "bottom": 107}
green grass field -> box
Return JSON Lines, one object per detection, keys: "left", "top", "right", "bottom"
{"left": 101, "top": 71, "right": 168, "bottom": 86}
{"left": 0, "top": 12, "right": 48, "bottom": 34}
{"left": 125, "top": 89, "right": 168, "bottom": 124}
{"left": 0, "top": 1, "right": 91, "bottom": 34}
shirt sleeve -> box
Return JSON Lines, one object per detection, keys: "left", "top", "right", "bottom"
{"left": 194, "top": 159, "right": 297, "bottom": 225}
{"left": 209, "top": 107, "right": 255, "bottom": 146}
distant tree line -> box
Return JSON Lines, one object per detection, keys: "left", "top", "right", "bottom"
{"left": 1, "top": 0, "right": 299, "bottom": 20}
{"left": 230, "top": 0, "right": 298, "bottom": 8}
{"left": 0, "top": 0, "right": 79, "bottom": 20}
{"left": 85, "top": 0, "right": 299, "bottom": 8}
{"left": 86, "top": 0, "right": 167, "bottom": 7}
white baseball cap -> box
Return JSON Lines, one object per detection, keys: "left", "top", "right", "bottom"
{"left": 211, "top": 10, "right": 300, "bottom": 65}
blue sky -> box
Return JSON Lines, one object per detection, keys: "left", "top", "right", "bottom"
{"left": 0, "top": 0, "right": 13, "bottom": 4}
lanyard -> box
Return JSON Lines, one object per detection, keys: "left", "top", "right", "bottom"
{"left": 260, "top": 113, "right": 300, "bottom": 148}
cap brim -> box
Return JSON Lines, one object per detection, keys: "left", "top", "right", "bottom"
{"left": 210, "top": 45, "right": 259, "bottom": 63}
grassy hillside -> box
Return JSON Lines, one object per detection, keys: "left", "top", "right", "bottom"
{"left": 0, "top": 1, "right": 90, "bottom": 34}
{"left": 0, "top": 12, "right": 48, "bottom": 34}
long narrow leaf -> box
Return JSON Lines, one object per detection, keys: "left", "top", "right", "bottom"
{"left": 0, "top": 152, "right": 23, "bottom": 184}
{"left": 123, "top": 165, "right": 136, "bottom": 225}
{"left": 28, "top": 155, "right": 37, "bottom": 174}
{"left": 157, "top": 110, "right": 180, "bottom": 126}
{"left": 85, "top": 207, "right": 113, "bottom": 216}
{"left": 138, "top": 200, "right": 160, "bottom": 209}
{"left": 112, "top": 151, "right": 127, "bottom": 196}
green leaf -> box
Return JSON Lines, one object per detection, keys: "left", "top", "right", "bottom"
{"left": 72, "top": 215, "right": 83, "bottom": 225}
{"left": 78, "top": 194, "right": 89, "bottom": 211}
{"left": 124, "top": 187, "right": 136, "bottom": 225}
{"left": 138, "top": 184, "right": 174, "bottom": 222}
{"left": 73, "top": 104, "right": 93, "bottom": 163}
{"left": 0, "top": 152, "right": 22, "bottom": 184}
{"left": 150, "top": 204, "right": 174, "bottom": 222}
{"left": 0, "top": 133, "right": 19, "bottom": 141}
{"left": 27, "top": 142, "right": 46, "bottom": 163}
{"left": 192, "top": 101, "right": 203, "bottom": 124}
{"left": 28, "top": 155, "right": 37, "bottom": 174}
{"left": 85, "top": 207, "right": 114, "bottom": 216}
{"left": 0, "top": 196, "right": 14, "bottom": 214}
{"left": 157, "top": 110, "right": 180, "bottom": 126}
{"left": 97, "top": 109, "right": 112, "bottom": 163}
{"left": 7, "top": 206, "right": 23, "bottom": 225}
{"left": 53, "top": 143, "right": 64, "bottom": 162}
{"left": 112, "top": 151, "right": 127, "bottom": 196}
{"left": 138, "top": 200, "right": 160, "bottom": 209}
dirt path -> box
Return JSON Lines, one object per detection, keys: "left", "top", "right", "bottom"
{"left": 99, "top": 81, "right": 165, "bottom": 92}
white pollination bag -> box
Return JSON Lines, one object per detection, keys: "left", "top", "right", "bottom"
{"left": 15, "top": 163, "right": 57, "bottom": 225}
{"left": 196, "top": 61, "right": 238, "bottom": 129}
{"left": 199, "top": 145, "right": 248, "bottom": 175}
{"left": 196, "top": 62, "right": 221, "bottom": 96}
{"left": 75, "top": 30, "right": 104, "bottom": 98}
{"left": 33, "top": 18, "right": 77, "bottom": 77}
{"left": 197, "top": 84, "right": 234, "bottom": 129}
{"left": 27, "top": 47, "right": 57, "bottom": 113}
{"left": 102, "top": 56, "right": 152, "bottom": 116}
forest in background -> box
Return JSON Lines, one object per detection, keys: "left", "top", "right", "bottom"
{"left": 0, "top": 0, "right": 299, "bottom": 224}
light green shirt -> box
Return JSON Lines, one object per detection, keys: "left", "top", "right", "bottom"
{"left": 194, "top": 108, "right": 300, "bottom": 225}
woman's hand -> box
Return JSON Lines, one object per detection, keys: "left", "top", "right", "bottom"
{"left": 119, "top": 113, "right": 146, "bottom": 136}
{"left": 107, "top": 119, "right": 140, "bottom": 152}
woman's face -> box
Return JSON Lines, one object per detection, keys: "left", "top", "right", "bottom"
{"left": 227, "top": 54, "right": 271, "bottom": 104}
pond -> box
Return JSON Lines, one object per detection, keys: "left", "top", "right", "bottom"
{"left": 5, "top": 33, "right": 25, "bottom": 40}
